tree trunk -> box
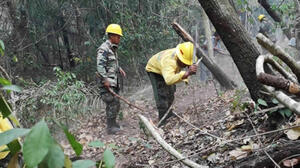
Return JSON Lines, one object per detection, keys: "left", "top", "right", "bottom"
{"left": 202, "top": 10, "right": 213, "bottom": 58}
{"left": 172, "top": 22, "right": 236, "bottom": 90}
{"left": 258, "top": 0, "right": 291, "bottom": 39}
{"left": 197, "top": 0, "right": 265, "bottom": 101}
{"left": 295, "top": 0, "right": 300, "bottom": 54}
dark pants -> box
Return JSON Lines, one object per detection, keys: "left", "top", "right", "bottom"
{"left": 147, "top": 72, "right": 176, "bottom": 119}
{"left": 100, "top": 87, "right": 120, "bottom": 120}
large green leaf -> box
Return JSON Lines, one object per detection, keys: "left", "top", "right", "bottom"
{"left": 23, "top": 120, "right": 53, "bottom": 168}
{"left": 103, "top": 148, "right": 115, "bottom": 168}
{"left": 0, "top": 95, "right": 12, "bottom": 118}
{"left": 0, "top": 128, "right": 30, "bottom": 146}
{"left": 72, "top": 160, "right": 95, "bottom": 168}
{"left": 44, "top": 143, "right": 65, "bottom": 168}
{"left": 1, "top": 85, "right": 22, "bottom": 92}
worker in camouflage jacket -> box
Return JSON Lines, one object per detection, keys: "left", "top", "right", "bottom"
{"left": 97, "top": 24, "right": 126, "bottom": 134}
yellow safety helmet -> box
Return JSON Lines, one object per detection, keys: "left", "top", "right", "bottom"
{"left": 176, "top": 42, "right": 196, "bottom": 66}
{"left": 106, "top": 24, "right": 123, "bottom": 36}
{"left": 258, "top": 14, "right": 265, "bottom": 22}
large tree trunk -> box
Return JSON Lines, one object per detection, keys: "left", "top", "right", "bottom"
{"left": 295, "top": 0, "right": 300, "bottom": 54}
{"left": 172, "top": 22, "right": 236, "bottom": 90}
{"left": 258, "top": 0, "right": 291, "bottom": 39}
{"left": 197, "top": 0, "right": 265, "bottom": 101}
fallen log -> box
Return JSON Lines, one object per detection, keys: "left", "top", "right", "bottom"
{"left": 257, "top": 73, "right": 300, "bottom": 96}
{"left": 223, "top": 140, "right": 300, "bottom": 168}
{"left": 172, "top": 22, "right": 236, "bottom": 90}
{"left": 138, "top": 114, "right": 208, "bottom": 168}
{"left": 256, "top": 33, "right": 300, "bottom": 81}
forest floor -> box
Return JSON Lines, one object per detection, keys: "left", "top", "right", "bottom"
{"left": 59, "top": 80, "right": 300, "bottom": 168}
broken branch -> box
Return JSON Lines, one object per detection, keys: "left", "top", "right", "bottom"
{"left": 138, "top": 114, "right": 208, "bottom": 168}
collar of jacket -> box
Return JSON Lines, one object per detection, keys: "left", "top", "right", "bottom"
{"left": 106, "top": 40, "right": 119, "bottom": 51}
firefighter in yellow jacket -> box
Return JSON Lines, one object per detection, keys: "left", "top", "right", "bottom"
{"left": 146, "top": 42, "right": 197, "bottom": 126}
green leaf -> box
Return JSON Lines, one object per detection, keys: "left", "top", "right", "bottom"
{"left": 272, "top": 98, "right": 279, "bottom": 104}
{"left": 54, "top": 120, "right": 82, "bottom": 156}
{"left": 279, "top": 108, "right": 293, "bottom": 118}
{"left": 23, "top": 120, "right": 53, "bottom": 168}
{"left": 0, "top": 77, "right": 11, "bottom": 86}
{"left": 1, "top": 85, "right": 22, "bottom": 92}
{"left": 103, "top": 148, "right": 115, "bottom": 168}
{"left": 45, "top": 143, "right": 65, "bottom": 168}
{"left": 88, "top": 140, "right": 105, "bottom": 148}
{"left": 257, "top": 98, "right": 268, "bottom": 107}
{"left": 0, "top": 128, "right": 30, "bottom": 146}
{"left": 0, "top": 40, "right": 4, "bottom": 51}
{"left": 0, "top": 95, "right": 12, "bottom": 118}
{"left": 7, "top": 139, "right": 21, "bottom": 156}
{"left": 108, "top": 143, "right": 119, "bottom": 149}
{"left": 72, "top": 160, "right": 96, "bottom": 168}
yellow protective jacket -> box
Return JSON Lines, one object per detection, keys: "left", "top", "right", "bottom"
{"left": 0, "top": 115, "right": 13, "bottom": 159}
{"left": 145, "top": 48, "right": 187, "bottom": 85}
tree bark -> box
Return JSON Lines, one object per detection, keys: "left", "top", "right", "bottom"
{"left": 172, "top": 22, "right": 236, "bottom": 90}
{"left": 295, "top": 0, "right": 300, "bottom": 54}
{"left": 197, "top": 0, "right": 264, "bottom": 101}
{"left": 258, "top": 0, "right": 281, "bottom": 22}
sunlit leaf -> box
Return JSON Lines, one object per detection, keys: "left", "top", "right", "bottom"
{"left": 23, "top": 120, "right": 53, "bottom": 168}
{"left": 1, "top": 85, "right": 22, "bottom": 92}
{"left": 88, "top": 140, "right": 105, "bottom": 148}
{"left": 72, "top": 160, "right": 96, "bottom": 168}
{"left": 103, "top": 148, "right": 115, "bottom": 168}
{"left": 0, "top": 40, "right": 4, "bottom": 51}
{"left": 64, "top": 155, "right": 72, "bottom": 168}
{"left": 0, "top": 128, "right": 30, "bottom": 146}
{"left": 0, "top": 77, "right": 11, "bottom": 86}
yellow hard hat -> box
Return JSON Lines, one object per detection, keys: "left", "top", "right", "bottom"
{"left": 258, "top": 14, "right": 265, "bottom": 21}
{"left": 176, "top": 42, "right": 196, "bottom": 66}
{"left": 106, "top": 24, "right": 123, "bottom": 36}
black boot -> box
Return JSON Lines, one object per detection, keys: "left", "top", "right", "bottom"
{"left": 107, "top": 118, "right": 120, "bottom": 135}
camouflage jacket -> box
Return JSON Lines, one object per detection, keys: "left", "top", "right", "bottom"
{"left": 97, "top": 40, "right": 120, "bottom": 88}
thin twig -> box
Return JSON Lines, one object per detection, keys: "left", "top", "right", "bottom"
{"left": 158, "top": 101, "right": 175, "bottom": 127}
{"left": 245, "top": 113, "right": 281, "bottom": 168}
{"left": 250, "top": 105, "right": 285, "bottom": 116}
{"left": 172, "top": 111, "right": 224, "bottom": 140}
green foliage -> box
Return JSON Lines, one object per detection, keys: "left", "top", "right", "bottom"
{"left": 0, "top": 39, "right": 4, "bottom": 56}
{"left": 72, "top": 160, "right": 96, "bottom": 168}
{"left": 257, "top": 98, "right": 268, "bottom": 107}
{"left": 23, "top": 120, "right": 54, "bottom": 167}
{"left": 88, "top": 140, "right": 116, "bottom": 168}
{"left": 230, "top": 89, "right": 247, "bottom": 112}
{"left": 40, "top": 67, "right": 86, "bottom": 118}
{"left": 0, "top": 128, "right": 30, "bottom": 146}
{"left": 103, "top": 148, "right": 115, "bottom": 168}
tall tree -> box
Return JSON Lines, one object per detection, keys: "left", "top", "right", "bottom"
{"left": 197, "top": 0, "right": 266, "bottom": 101}
{"left": 295, "top": 0, "right": 300, "bottom": 54}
